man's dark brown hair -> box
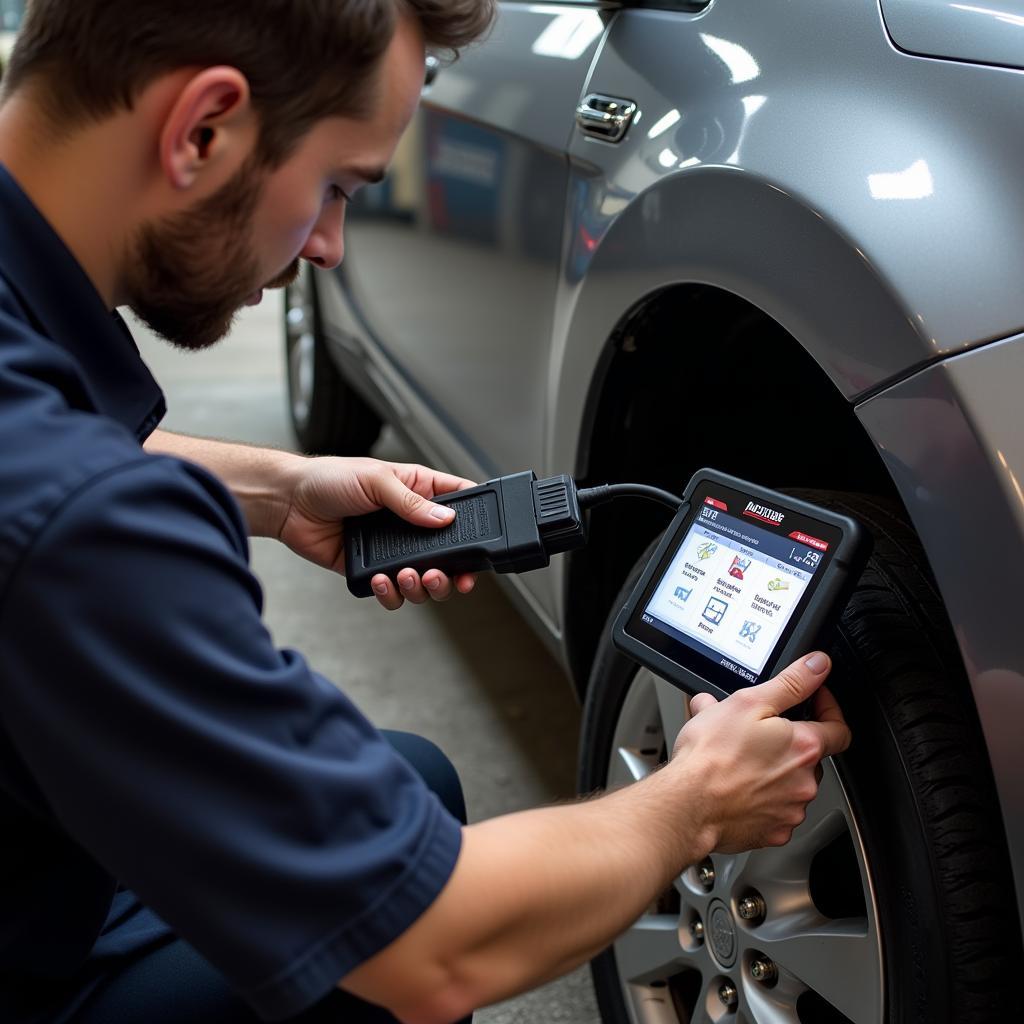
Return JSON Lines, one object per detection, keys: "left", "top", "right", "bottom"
{"left": 3, "top": 0, "right": 494, "bottom": 163}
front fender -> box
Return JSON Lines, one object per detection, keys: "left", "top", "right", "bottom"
{"left": 547, "top": 166, "right": 921, "bottom": 481}
{"left": 857, "top": 332, "right": 1024, "bottom": 937}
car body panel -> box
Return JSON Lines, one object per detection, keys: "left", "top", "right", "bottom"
{"left": 321, "top": 0, "right": 1024, "bottom": 923}
{"left": 857, "top": 331, "right": 1024, "bottom": 931}
{"left": 881, "top": 0, "right": 1024, "bottom": 70}
{"left": 331, "top": 0, "right": 1024, "bottom": 645}
{"left": 561, "top": 0, "right": 1024, "bottom": 381}
{"left": 338, "top": 2, "right": 609, "bottom": 625}
{"left": 543, "top": 0, "right": 1024, "bottom": 636}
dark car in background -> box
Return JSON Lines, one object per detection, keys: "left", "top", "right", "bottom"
{"left": 284, "top": 2, "right": 1024, "bottom": 1021}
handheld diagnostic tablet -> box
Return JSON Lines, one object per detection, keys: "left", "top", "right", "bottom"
{"left": 613, "top": 469, "right": 870, "bottom": 701}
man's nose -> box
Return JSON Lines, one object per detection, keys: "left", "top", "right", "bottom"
{"left": 300, "top": 208, "right": 346, "bottom": 270}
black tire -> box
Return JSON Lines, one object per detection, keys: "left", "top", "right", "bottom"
{"left": 283, "top": 264, "right": 381, "bottom": 456}
{"left": 579, "top": 492, "right": 1021, "bottom": 1023}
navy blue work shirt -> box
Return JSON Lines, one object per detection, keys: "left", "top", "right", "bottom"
{"left": 0, "top": 165, "right": 462, "bottom": 1022}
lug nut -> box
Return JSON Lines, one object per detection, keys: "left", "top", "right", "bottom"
{"left": 737, "top": 893, "right": 766, "bottom": 922}
{"left": 696, "top": 859, "right": 716, "bottom": 888}
{"left": 689, "top": 918, "right": 705, "bottom": 942}
{"left": 751, "top": 957, "right": 778, "bottom": 985}
{"left": 718, "top": 981, "right": 738, "bottom": 1009}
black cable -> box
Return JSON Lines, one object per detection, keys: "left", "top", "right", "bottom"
{"left": 576, "top": 482, "right": 682, "bottom": 512}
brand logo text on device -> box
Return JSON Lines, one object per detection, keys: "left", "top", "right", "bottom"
{"left": 742, "top": 501, "right": 785, "bottom": 526}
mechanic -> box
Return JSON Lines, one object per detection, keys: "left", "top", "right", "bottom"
{"left": 0, "top": 2, "right": 851, "bottom": 1022}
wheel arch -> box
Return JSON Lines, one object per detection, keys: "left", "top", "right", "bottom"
{"left": 551, "top": 171, "right": 933, "bottom": 695}
{"left": 560, "top": 283, "right": 901, "bottom": 695}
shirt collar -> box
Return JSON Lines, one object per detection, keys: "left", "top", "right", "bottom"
{"left": 0, "top": 164, "right": 165, "bottom": 440}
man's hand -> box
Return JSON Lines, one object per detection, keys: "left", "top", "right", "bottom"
{"left": 142, "top": 432, "right": 476, "bottom": 609}
{"left": 339, "top": 653, "right": 850, "bottom": 1021}
{"left": 278, "top": 456, "right": 478, "bottom": 609}
{"left": 670, "top": 651, "right": 851, "bottom": 853}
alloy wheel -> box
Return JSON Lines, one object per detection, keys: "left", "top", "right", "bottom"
{"left": 606, "top": 669, "right": 883, "bottom": 1024}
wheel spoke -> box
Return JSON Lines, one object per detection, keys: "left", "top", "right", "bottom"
{"left": 614, "top": 913, "right": 688, "bottom": 984}
{"left": 689, "top": 976, "right": 750, "bottom": 1024}
{"left": 711, "top": 849, "right": 750, "bottom": 894}
{"left": 803, "top": 762, "right": 849, "bottom": 830}
{"left": 624, "top": 984, "right": 688, "bottom": 1024}
{"left": 739, "top": 764, "right": 850, "bottom": 889}
{"left": 680, "top": 850, "right": 750, "bottom": 900}
{"left": 616, "top": 745, "right": 658, "bottom": 783}
{"left": 608, "top": 671, "right": 667, "bottom": 788}
{"left": 741, "top": 977, "right": 800, "bottom": 1024}
{"left": 688, "top": 996, "right": 716, "bottom": 1024}
{"left": 754, "top": 916, "right": 881, "bottom": 1023}
{"left": 653, "top": 674, "right": 690, "bottom": 752}
{"left": 789, "top": 763, "right": 851, "bottom": 855}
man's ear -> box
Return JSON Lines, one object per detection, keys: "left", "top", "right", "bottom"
{"left": 159, "top": 66, "right": 255, "bottom": 191}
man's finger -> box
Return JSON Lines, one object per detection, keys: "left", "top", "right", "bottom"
{"left": 404, "top": 465, "right": 477, "bottom": 501}
{"left": 688, "top": 692, "right": 718, "bottom": 717}
{"left": 802, "top": 715, "right": 852, "bottom": 758}
{"left": 428, "top": 470, "right": 477, "bottom": 496}
{"left": 421, "top": 570, "right": 453, "bottom": 601}
{"left": 810, "top": 684, "right": 845, "bottom": 725}
{"left": 754, "top": 652, "right": 832, "bottom": 716}
{"left": 396, "top": 569, "right": 430, "bottom": 604}
{"left": 378, "top": 473, "right": 456, "bottom": 528}
{"left": 371, "top": 574, "right": 405, "bottom": 611}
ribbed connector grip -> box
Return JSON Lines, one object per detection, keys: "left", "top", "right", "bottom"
{"left": 344, "top": 470, "right": 589, "bottom": 597}
{"left": 533, "top": 473, "right": 585, "bottom": 555}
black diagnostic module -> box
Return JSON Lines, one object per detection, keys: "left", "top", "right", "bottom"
{"left": 343, "top": 471, "right": 586, "bottom": 597}
{"left": 344, "top": 467, "right": 870, "bottom": 704}
{"left": 612, "top": 468, "right": 871, "bottom": 701}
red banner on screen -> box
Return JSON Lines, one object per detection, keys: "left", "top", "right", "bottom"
{"left": 788, "top": 530, "right": 829, "bottom": 551}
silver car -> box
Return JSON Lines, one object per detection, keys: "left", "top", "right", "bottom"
{"left": 283, "top": 2, "right": 1024, "bottom": 1021}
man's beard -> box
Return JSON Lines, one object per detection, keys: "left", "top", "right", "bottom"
{"left": 126, "top": 156, "right": 300, "bottom": 351}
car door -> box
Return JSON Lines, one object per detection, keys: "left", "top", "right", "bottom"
{"left": 341, "top": 2, "right": 609, "bottom": 486}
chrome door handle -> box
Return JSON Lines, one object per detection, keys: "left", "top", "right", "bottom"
{"left": 575, "top": 94, "right": 638, "bottom": 143}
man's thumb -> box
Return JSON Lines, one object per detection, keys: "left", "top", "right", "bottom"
{"left": 757, "top": 652, "right": 831, "bottom": 715}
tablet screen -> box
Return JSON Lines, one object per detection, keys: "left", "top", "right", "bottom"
{"left": 625, "top": 480, "right": 842, "bottom": 687}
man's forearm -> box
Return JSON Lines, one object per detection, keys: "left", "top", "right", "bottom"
{"left": 144, "top": 429, "right": 305, "bottom": 538}
{"left": 342, "top": 760, "right": 714, "bottom": 1024}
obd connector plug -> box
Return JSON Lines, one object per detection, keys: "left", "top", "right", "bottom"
{"left": 343, "top": 471, "right": 681, "bottom": 597}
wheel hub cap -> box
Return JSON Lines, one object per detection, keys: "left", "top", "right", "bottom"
{"left": 707, "top": 899, "right": 737, "bottom": 968}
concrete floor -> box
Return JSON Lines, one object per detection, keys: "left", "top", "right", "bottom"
{"left": 130, "top": 295, "right": 602, "bottom": 1024}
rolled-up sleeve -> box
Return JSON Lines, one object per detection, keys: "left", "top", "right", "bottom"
{"left": 0, "top": 455, "right": 462, "bottom": 1020}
